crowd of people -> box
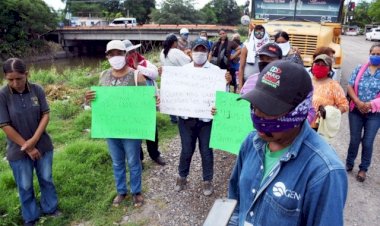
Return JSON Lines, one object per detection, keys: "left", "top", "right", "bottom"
{"left": 1, "top": 24, "right": 379, "bottom": 226}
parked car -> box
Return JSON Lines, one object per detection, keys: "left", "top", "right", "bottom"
{"left": 366, "top": 28, "right": 380, "bottom": 41}
{"left": 109, "top": 17, "right": 137, "bottom": 27}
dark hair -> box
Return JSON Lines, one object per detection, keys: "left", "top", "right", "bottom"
{"left": 370, "top": 43, "right": 380, "bottom": 53}
{"left": 218, "top": 28, "right": 226, "bottom": 33}
{"left": 163, "top": 33, "right": 178, "bottom": 58}
{"left": 3, "top": 58, "right": 27, "bottom": 74}
{"left": 274, "top": 31, "right": 290, "bottom": 42}
{"left": 254, "top": 25, "right": 265, "bottom": 32}
{"left": 313, "top": 47, "right": 336, "bottom": 60}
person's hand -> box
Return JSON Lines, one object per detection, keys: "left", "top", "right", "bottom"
{"left": 211, "top": 106, "right": 217, "bottom": 116}
{"left": 237, "top": 84, "right": 242, "bottom": 94}
{"left": 85, "top": 90, "right": 96, "bottom": 104}
{"left": 365, "top": 102, "right": 372, "bottom": 113}
{"left": 158, "top": 66, "right": 162, "bottom": 76}
{"left": 292, "top": 46, "right": 301, "bottom": 55}
{"left": 21, "top": 138, "right": 37, "bottom": 152}
{"left": 225, "top": 71, "right": 232, "bottom": 84}
{"left": 137, "top": 72, "right": 146, "bottom": 83}
{"left": 26, "top": 148, "right": 41, "bottom": 161}
{"left": 155, "top": 95, "right": 160, "bottom": 108}
{"left": 318, "top": 105, "right": 326, "bottom": 119}
{"left": 356, "top": 101, "right": 370, "bottom": 114}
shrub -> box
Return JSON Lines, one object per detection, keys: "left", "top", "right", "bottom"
{"left": 50, "top": 100, "right": 81, "bottom": 120}
{"left": 29, "top": 69, "right": 57, "bottom": 85}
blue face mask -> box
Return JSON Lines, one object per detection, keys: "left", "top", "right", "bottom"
{"left": 369, "top": 55, "right": 380, "bottom": 66}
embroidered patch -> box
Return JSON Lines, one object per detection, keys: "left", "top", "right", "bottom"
{"left": 261, "top": 65, "right": 282, "bottom": 88}
{"left": 31, "top": 96, "right": 39, "bottom": 106}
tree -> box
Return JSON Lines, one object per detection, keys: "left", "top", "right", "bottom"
{"left": 200, "top": 0, "right": 241, "bottom": 25}
{"left": 368, "top": 0, "right": 380, "bottom": 23}
{"left": 0, "top": 0, "right": 57, "bottom": 57}
{"left": 350, "top": 2, "right": 373, "bottom": 27}
{"left": 150, "top": 0, "right": 202, "bottom": 24}
{"left": 123, "top": 0, "right": 155, "bottom": 24}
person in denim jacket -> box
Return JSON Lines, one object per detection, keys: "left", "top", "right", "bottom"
{"left": 228, "top": 61, "right": 348, "bottom": 226}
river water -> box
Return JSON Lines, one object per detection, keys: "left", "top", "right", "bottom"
{"left": 29, "top": 56, "right": 105, "bottom": 73}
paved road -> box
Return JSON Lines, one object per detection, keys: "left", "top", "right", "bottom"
{"left": 332, "top": 36, "right": 380, "bottom": 226}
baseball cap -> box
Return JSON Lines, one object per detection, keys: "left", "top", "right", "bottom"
{"left": 258, "top": 43, "right": 283, "bottom": 59}
{"left": 241, "top": 60, "right": 312, "bottom": 116}
{"left": 123, "top": 39, "right": 141, "bottom": 52}
{"left": 180, "top": 28, "right": 189, "bottom": 34}
{"left": 105, "top": 40, "right": 126, "bottom": 53}
{"left": 192, "top": 38, "right": 210, "bottom": 51}
{"left": 313, "top": 54, "right": 333, "bottom": 68}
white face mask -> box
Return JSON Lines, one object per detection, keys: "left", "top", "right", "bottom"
{"left": 277, "top": 42, "right": 291, "bottom": 56}
{"left": 192, "top": 52, "right": 208, "bottom": 65}
{"left": 108, "top": 56, "right": 126, "bottom": 70}
{"left": 199, "top": 36, "right": 207, "bottom": 40}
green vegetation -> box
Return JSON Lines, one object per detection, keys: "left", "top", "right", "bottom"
{"left": 0, "top": 59, "right": 178, "bottom": 225}
{"left": 0, "top": 0, "right": 57, "bottom": 59}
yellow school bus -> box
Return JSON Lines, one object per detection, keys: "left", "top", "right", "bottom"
{"left": 250, "top": 0, "right": 344, "bottom": 79}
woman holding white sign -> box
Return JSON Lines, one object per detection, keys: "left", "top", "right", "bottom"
{"left": 85, "top": 40, "right": 148, "bottom": 208}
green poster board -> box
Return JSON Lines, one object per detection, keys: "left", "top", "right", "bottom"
{"left": 210, "top": 92, "right": 255, "bottom": 155}
{"left": 91, "top": 86, "right": 156, "bottom": 140}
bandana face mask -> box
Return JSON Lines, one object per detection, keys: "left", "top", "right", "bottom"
{"left": 251, "top": 92, "right": 313, "bottom": 134}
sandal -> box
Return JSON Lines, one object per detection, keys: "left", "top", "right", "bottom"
{"left": 356, "top": 171, "right": 366, "bottom": 182}
{"left": 132, "top": 193, "right": 144, "bottom": 207}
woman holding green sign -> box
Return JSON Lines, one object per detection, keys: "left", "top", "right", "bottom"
{"left": 85, "top": 40, "right": 148, "bottom": 208}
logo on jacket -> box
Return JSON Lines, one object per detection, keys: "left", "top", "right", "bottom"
{"left": 273, "top": 182, "right": 301, "bottom": 200}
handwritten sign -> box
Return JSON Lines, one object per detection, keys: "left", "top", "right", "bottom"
{"left": 160, "top": 66, "right": 226, "bottom": 119}
{"left": 91, "top": 86, "right": 156, "bottom": 140}
{"left": 210, "top": 92, "right": 255, "bottom": 155}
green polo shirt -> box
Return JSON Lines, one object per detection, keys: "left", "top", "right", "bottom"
{"left": 0, "top": 82, "right": 53, "bottom": 161}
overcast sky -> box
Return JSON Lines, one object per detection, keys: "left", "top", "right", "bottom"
{"left": 43, "top": 0, "right": 250, "bottom": 11}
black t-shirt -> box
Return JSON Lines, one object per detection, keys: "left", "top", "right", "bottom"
{"left": 0, "top": 83, "right": 53, "bottom": 161}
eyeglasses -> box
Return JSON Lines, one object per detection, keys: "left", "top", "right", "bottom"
{"left": 254, "top": 31, "right": 265, "bottom": 36}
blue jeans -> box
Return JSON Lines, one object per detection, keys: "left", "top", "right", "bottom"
{"left": 346, "top": 108, "right": 380, "bottom": 172}
{"left": 178, "top": 118, "right": 213, "bottom": 181}
{"left": 9, "top": 151, "right": 58, "bottom": 223}
{"left": 106, "top": 138, "right": 142, "bottom": 195}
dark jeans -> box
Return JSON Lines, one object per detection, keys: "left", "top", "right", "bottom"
{"left": 178, "top": 118, "right": 213, "bottom": 181}
{"left": 140, "top": 127, "right": 160, "bottom": 161}
{"left": 346, "top": 108, "right": 380, "bottom": 172}
{"left": 229, "top": 68, "right": 237, "bottom": 91}
{"left": 9, "top": 151, "right": 58, "bottom": 223}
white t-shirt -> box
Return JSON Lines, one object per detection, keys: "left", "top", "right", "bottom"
{"left": 160, "top": 48, "right": 191, "bottom": 66}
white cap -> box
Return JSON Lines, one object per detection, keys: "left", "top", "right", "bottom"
{"left": 180, "top": 28, "right": 189, "bottom": 34}
{"left": 105, "top": 40, "right": 126, "bottom": 53}
{"left": 123, "top": 39, "right": 142, "bottom": 52}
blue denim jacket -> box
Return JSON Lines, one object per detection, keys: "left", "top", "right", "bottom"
{"left": 228, "top": 122, "right": 347, "bottom": 226}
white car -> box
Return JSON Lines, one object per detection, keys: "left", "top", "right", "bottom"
{"left": 109, "top": 17, "right": 137, "bottom": 27}
{"left": 366, "top": 28, "right": 380, "bottom": 41}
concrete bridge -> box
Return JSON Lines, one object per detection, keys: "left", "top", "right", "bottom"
{"left": 55, "top": 24, "right": 238, "bottom": 54}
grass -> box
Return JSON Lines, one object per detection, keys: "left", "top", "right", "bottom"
{"left": 0, "top": 50, "right": 178, "bottom": 225}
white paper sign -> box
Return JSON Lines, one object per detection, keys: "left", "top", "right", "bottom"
{"left": 160, "top": 66, "right": 227, "bottom": 119}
